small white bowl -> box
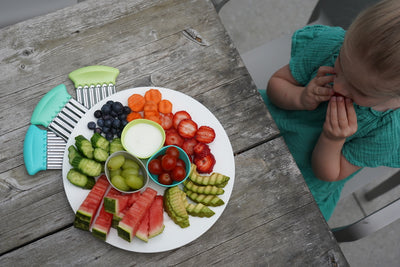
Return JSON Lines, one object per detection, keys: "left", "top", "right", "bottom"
{"left": 121, "top": 119, "right": 166, "bottom": 159}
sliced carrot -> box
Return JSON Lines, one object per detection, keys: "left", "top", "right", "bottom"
{"left": 144, "top": 100, "right": 158, "bottom": 112}
{"left": 128, "top": 94, "right": 145, "bottom": 112}
{"left": 144, "top": 89, "right": 162, "bottom": 104}
{"left": 158, "top": 99, "right": 173, "bottom": 114}
{"left": 146, "top": 115, "right": 161, "bottom": 125}
{"left": 144, "top": 110, "right": 159, "bottom": 119}
{"left": 127, "top": 111, "right": 143, "bottom": 122}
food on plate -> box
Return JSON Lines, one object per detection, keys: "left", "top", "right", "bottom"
{"left": 127, "top": 111, "right": 143, "bottom": 122}
{"left": 67, "top": 168, "right": 96, "bottom": 189}
{"left": 103, "top": 188, "right": 130, "bottom": 214}
{"left": 193, "top": 153, "right": 216, "bottom": 174}
{"left": 178, "top": 119, "right": 198, "bottom": 138}
{"left": 71, "top": 153, "right": 102, "bottom": 177}
{"left": 172, "top": 110, "right": 191, "bottom": 129}
{"left": 121, "top": 119, "right": 165, "bottom": 159}
{"left": 128, "top": 94, "right": 145, "bottom": 112}
{"left": 195, "top": 126, "right": 216, "bottom": 144}
{"left": 158, "top": 99, "right": 173, "bottom": 114}
{"left": 164, "top": 128, "right": 184, "bottom": 147}
{"left": 164, "top": 186, "right": 189, "bottom": 228}
{"left": 75, "top": 135, "right": 94, "bottom": 159}
{"left": 90, "top": 132, "right": 110, "bottom": 151}
{"left": 117, "top": 187, "right": 158, "bottom": 242}
{"left": 184, "top": 189, "right": 224, "bottom": 207}
{"left": 136, "top": 195, "right": 165, "bottom": 242}
{"left": 106, "top": 153, "right": 145, "bottom": 192}
{"left": 92, "top": 205, "right": 113, "bottom": 241}
{"left": 88, "top": 100, "right": 131, "bottom": 140}
{"left": 183, "top": 199, "right": 215, "bottom": 218}
{"left": 183, "top": 179, "right": 224, "bottom": 195}
{"left": 144, "top": 88, "right": 162, "bottom": 104}
{"left": 74, "top": 175, "right": 110, "bottom": 231}
{"left": 188, "top": 164, "right": 230, "bottom": 187}
{"left": 109, "top": 138, "right": 124, "bottom": 154}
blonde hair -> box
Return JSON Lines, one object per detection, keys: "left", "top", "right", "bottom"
{"left": 344, "top": 0, "right": 400, "bottom": 92}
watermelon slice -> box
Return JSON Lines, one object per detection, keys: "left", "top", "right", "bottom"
{"left": 103, "top": 188, "right": 130, "bottom": 215}
{"left": 136, "top": 210, "right": 150, "bottom": 242}
{"left": 74, "top": 175, "right": 110, "bottom": 231}
{"left": 92, "top": 205, "right": 113, "bottom": 241}
{"left": 117, "top": 187, "right": 157, "bottom": 242}
{"left": 149, "top": 195, "right": 165, "bottom": 238}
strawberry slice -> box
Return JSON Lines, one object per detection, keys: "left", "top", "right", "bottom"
{"left": 194, "top": 153, "right": 216, "bottom": 174}
{"left": 165, "top": 128, "right": 184, "bottom": 147}
{"left": 182, "top": 138, "right": 198, "bottom": 157}
{"left": 195, "top": 126, "right": 216, "bottom": 144}
{"left": 173, "top": 111, "right": 191, "bottom": 129}
{"left": 160, "top": 113, "right": 173, "bottom": 130}
{"left": 178, "top": 119, "right": 198, "bottom": 138}
{"left": 193, "top": 142, "right": 211, "bottom": 158}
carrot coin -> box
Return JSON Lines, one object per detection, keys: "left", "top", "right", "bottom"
{"left": 127, "top": 111, "right": 143, "bottom": 122}
{"left": 158, "top": 99, "right": 173, "bottom": 114}
{"left": 128, "top": 94, "right": 145, "bottom": 112}
{"left": 144, "top": 89, "right": 162, "bottom": 104}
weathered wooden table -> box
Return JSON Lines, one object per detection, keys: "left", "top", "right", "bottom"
{"left": 0, "top": 0, "right": 348, "bottom": 265}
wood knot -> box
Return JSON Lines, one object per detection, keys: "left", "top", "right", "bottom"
{"left": 22, "top": 49, "right": 34, "bottom": 56}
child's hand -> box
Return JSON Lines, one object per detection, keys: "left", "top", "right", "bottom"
{"left": 300, "top": 66, "right": 335, "bottom": 110}
{"left": 323, "top": 96, "right": 357, "bottom": 141}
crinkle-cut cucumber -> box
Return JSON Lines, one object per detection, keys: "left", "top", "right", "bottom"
{"left": 189, "top": 164, "right": 230, "bottom": 187}
{"left": 71, "top": 155, "right": 102, "bottom": 177}
{"left": 184, "top": 189, "right": 224, "bottom": 207}
{"left": 183, "top": 179, "right": 224, "bottom": 195}
{"left": 68, "top": 145, "right": 82, "bottom": 165}
{"left": 93, "top": 147, "right": 109, "bottom": 163}
{"left": 67, "top": 168, "right": 96, "bottom": 189}
{"left": 75, "top": 135, "right": 94, "bottom": 159}
{"left": 91, "top": 133, "right": 110, "bottom": 151}
{"left": 109, "top": 138, "right": 124, "bottom": 154}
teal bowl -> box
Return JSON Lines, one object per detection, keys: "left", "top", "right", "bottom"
{"left": 146, "top": 145, "right": 191, "bottom": 187}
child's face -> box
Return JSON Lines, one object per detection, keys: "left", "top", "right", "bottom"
{"left": 332, "top": 46, "right": 396, "bottom": 110}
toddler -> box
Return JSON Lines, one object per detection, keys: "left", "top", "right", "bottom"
{"left": 263, "top": 0, "right": 400, "bottom": 220}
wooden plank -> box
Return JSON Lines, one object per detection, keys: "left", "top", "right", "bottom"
{"left": 0, "top": 138, "right": 347, "bottom": 266}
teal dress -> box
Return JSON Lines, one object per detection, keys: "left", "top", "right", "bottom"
{"left": 260, "top": 25, "right": 400, "bottom": 220}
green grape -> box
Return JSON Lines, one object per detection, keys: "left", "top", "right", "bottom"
{"left": 107, "top": 155, "right": 125, "bottom": 170}
{"left": 109, "top": 168, "right": 122, "bottom": 178}
{"left": 121, "top": 168, "right": 139, "bottom": 178}
{"left": 111, "top": 175, "right": 130, "bottom": 191}
{"left": 122, "top": 158, "right": 140, "bottom": 170}
{"left": 125, "top": 174, "right": 144, "bottom": 190}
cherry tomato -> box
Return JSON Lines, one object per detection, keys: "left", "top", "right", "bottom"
{"left": 148, "top": 159, "right": 163, "bottom": 175}
{"left": 161, "top": 154, "right": 177, "bottom": 171}
{"left": 158, "top": 172, "right": 173, "bottom": 185}
{"left": 166, "top": 146, "right": 180, "bottom": 158}
{"left": 175, "top": 158, "right": 186, "bottom": 168}
{"left": 171, "top": 166, "right": 186, "bottom": 181}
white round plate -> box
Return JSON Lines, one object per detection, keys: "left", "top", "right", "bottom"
{"left": 62, "top": 87, "right": 235, "bottom": 253}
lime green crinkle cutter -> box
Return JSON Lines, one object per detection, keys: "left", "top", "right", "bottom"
{"left": 24, "top": 65, "right": 119, "bottom": 175}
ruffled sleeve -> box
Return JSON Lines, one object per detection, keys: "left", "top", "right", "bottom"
{"left": 289, "top": 25, "right": 345, "bottom": 85}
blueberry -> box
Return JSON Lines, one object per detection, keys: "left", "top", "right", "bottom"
{"left": 106, "top": 100, "right": 114, "bottom": 106}
{"left": 112, "top": 119, "right": 121, "bottom": 129}
{"left": 123, "top": 106, "right": 131, "bottom": 114}
{"left": 94, "top": 110, "right": 102, "bottom": 118}
{"left": 102, "top": 114, "right": 113, "bottom": 121}
{"left": 105, "top": 132, "right": 114, "bottom": 141}
{"left": 94, "top": 127, "right": 102, "bottom": 134}
{"left": 87, "top": 121, "right": 96, "bottom": 130}
{"left": 112, "top": 102, "right": 124, "bottom": 114}
{"left": 111, "top": 128, "right": 117, "bottom": 134}
{"left": 117, "top": 130, "right": 122, "bottom": 138}
{"left": 102, "top": 126, "right": 110, "bottom": 133}
{"left": 110, "top": 110, "right": 118, "bottom": 118}
{"left": 104, "top": 119, "right": 113, "bottom": 128}
{"left": 118, "top": 113, "right": 127, "bottom": 121}
{"left": 121, "top": 120, "right": 128, "bottom": 128}
{"left": 97, "top": 118, "right": 104, "bottom": 127}
{"left": 101, "top": 104, "right": 111, "bottom": 115}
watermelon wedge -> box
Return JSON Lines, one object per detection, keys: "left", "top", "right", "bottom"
{"left": 92, "top": 205, "right": 113, "bottom": 241}
{"left": 117, "top": 187, "right": 157, "bottom": 242}
{"left": 136, "top": 210, "right": 150, "bottom": 242}
{"left": 149, "top": 195, "right": 165, "bottom": 238}
{"left": 74, "top": 175, "right": 110, "bottom": 231}
{"left": 103, "top": 187, "right": 130, "bottom": 215}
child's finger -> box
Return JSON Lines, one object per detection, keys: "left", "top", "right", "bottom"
{"left": 336, "top": 97, "right": 349, "bottom": 129}
{"left": 345, "top": 98, "right": 357, "bottom": 127}
{"left": 316, "top": 66, "right": 336, "bottom": 77}
{"left": 329, "top": 97, "right": 339, "bottom": 129}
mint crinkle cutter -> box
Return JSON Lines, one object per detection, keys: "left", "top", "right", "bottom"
{"left": 69, "top": 65, "right": 119, "bottom": 109}
{"left": 23, "top": 66, "right": 120, "bottom": 175}
{"left": 30, "top": 84, "right": 87, "bottom": 141}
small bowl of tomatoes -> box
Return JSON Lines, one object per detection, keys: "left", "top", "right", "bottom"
{"left": 146, "top": 145, "right": 191, "bottom": 187}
